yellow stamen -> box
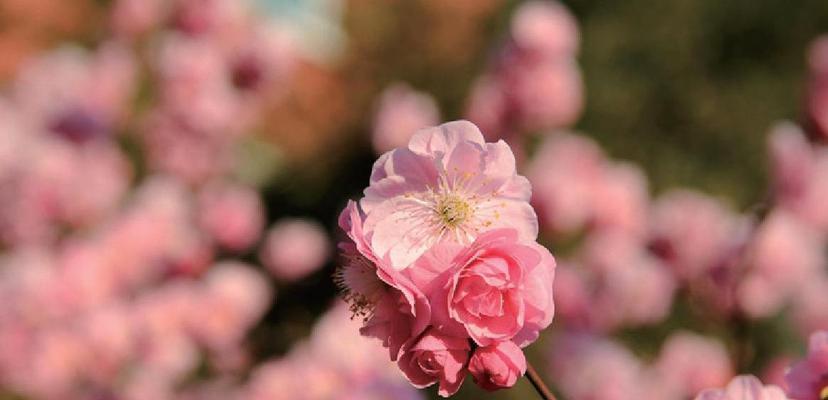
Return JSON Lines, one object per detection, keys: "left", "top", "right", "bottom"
{"left": 436, "top": 194, "right": 472, "bottom": 227}
{"left": 820, "top": 385, "right": 828, "bottom": 400}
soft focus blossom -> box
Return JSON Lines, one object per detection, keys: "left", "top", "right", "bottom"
{"left": 548, "top": 332, "right": 645, "bottom": 400}
{"left": 656, "top": 331, "right": 734, "bottom": 398}
{"left": 526, "top": 132, "right": 605, "bottom": 234}
{"left": 649, "top": 189, "right": 740, "bottom": 280}
{"left": 806, "top": 35, "right": 828, "bottom": 140}
{"left": 260, "top": 218, "right": 330, "bottom": 282}
{"left": 510, "top": 0, "right": 579, "bottom": 57}
{"left": 372, "top": 83, "right": 441, "bottom": 155}
{"left": 768, "top": 123, "right": 828, "bottom": 232}
{"left": 465, "top": 0, "right": 583, "bottom": 137}
{"left": 558, "top": 231, "right": 675, "bottom": 331}
{"left": 695, "top": 375, "right": 790, "bottom": 400}
{"left": 242, "top": 302, "right": 424, "bottom": 400}
{"left": 738, "top": 210, "right": 825, "bottom": 318}
{"left": 198, "top": 181, "right": 265, "bottom": 252}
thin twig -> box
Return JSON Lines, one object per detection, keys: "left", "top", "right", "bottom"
{"left": 525, "top": 361, "right": 557, "bottom": 400}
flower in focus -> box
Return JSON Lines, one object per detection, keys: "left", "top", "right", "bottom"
{"left": 397, "top": 328, "right": 470, "bottom": 397}
{"left": 337, "top": 120, "right": 555, "bottom": 396}
{"left": 445, "top": 229, "right": 555, "bottom": 346}
{"left": 468, "top": 340, "right": 527, "bottom": 391}
{"left": 361, "top": 120, "right": 538, "bottom": 270}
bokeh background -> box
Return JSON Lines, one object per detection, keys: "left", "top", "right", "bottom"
{"left": 3, "top": 0, "right": 828, "bottom": 399}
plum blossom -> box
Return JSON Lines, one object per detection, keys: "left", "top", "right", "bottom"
{"left": 655, "top": 332, "right": 734, "bottom": 398}
{"left": 468, "top": 341, "right": 527, "bottom": 391}
{"left": 361, "top": 120, "right": 538, "bottom": 270}
{"left": 259, "top": 218, "right": 330, "bottom": 282}
{"left": 443, "top": 229, "right": 555, "bottom": 347}
{"left": 372, "top": 83, "right": 441, "bottom": 155}
{"left": 397, "top": 329, "right": 470, "bottom": 397}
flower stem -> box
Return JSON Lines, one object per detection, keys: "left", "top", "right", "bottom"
{"left": 525, "top": 361, "right": 557, "bottom": 400}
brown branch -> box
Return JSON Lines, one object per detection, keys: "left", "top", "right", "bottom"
{"left": 525, "top": 361, "right": 557, "bottom": 400}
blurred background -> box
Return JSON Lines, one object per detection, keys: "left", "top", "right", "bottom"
{"left": 3, "top": 0, "right": 828, "bottom": 399}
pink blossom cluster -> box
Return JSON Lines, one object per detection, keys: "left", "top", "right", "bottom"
{"left": 465, "top": 0, "right": 583, "bottom": 141}
{"left": 547, "top": 331, "right": 733, "bottom": 400}
{"left": 239, "top": 302, "right": 424, "bottom": 400}
{"left": 0, "top": 0, "right": 344, "bottom": 398}
{"left": 695, "top": 329, "right": 828, "bottom": 400}
{"left": 337, "top": 121, "right": 557, "bottom": 396}
{"left": 530, "top": 123, "right": 828, "bottom": 398}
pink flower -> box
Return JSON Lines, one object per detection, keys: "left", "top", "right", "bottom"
{"left": 807, "top": 36, "right": 828, "bottom": 140}
{"left": 361, "top": 120, "right": 537, "bottom": 270}
{"left": 526, "top": 132, "right": 605, "bottom": 234}
{"left": 738, "top": 211, "right": 824, "bottom": 318}
{"left": 656, "top": 331, "right": 734, "bottom": 397}
{"left": 695, "top": 375, "right": 789, "bottom": 400}
{"left": 590, "top": 162, "right": 650, "bottom": 237}
{"left": 197, "top": 181, "right": 264, "bottom": 252}
{"left": 548, "top": 332, "right": 645, "bottom": 400}
{"left": 571, "top": 231, "right": 676, "bottom": 331}
{"left": 767, "top": 123, "right": 828, "bottom": 232}
{"left": 372, "top": 83, "right": 441, "bottom": 155}
{"left": 445, "top": 229, "right": 555, "bottom": 346}
{"left": 468, "top": 340, "right": 527, "bottom": 391}
{"left": 649, "top": 189, "right": 740, "bottom": 280}
{"left": 786, "top": 331, "right": 828, "bottom": 400}
{"left": 337, "top": 200, "right": 431, "bottom": 361}
{"left": 397, "top": 328, "right": 470, "bottom": 397}
{"left": 768, "top": 123, "right": 814, "bottom": 202}
{"left": 792, "top": 278, "right": 828, "bottom": 337}
{"left": 259, "top": 218, "right": 330, "bottom": 282}
{"left": 510, "top": 1, "right": 579, "bottom": 57}
{"left": 508, "top": 58, "right": 584, "bottom": 132}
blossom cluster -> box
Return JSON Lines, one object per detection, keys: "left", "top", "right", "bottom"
{"left": 0, "top": 0, "right": 359, "bottom": 398}
{"left": 337, "top": 120, "right": 556, "bottom": 396}
{"left": 4, "top": 0, "right": 828, "bottom": 399}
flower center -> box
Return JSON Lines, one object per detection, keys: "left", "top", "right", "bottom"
{"left": 436, "top": 194, "right": 473, "bottom": 227}
{"left": 821, "top": 385, "right": 828, "bottom": 400}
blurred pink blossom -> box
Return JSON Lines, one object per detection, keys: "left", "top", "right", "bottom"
{"left": 198, "top": 181, "right": 265, "bottom": 252}
{"left": 548, "top": 332, "right": 645, "bottom": 400}
{"left": 260, "top": 218, "right": 330, "bottom": 282}
{"left": 577, "top": 230, "right": 676, "bottom": 330}
{"left": 649, "top": 189, "right": 741, "bottom": 280}
{"left": 738, "top": 210, "right": 825, "bottom": 318}
{"left": 655, "top": 331, "right": 734, "bottom": 398}
{"left": 511, "top": 0, "right": 579, "bottom": 57}
{"left": 372, "top": 83, "right": 441, "bottom": 155}
{"left": 465, "top": 0, "right": 583, "bottom": 137}
{"left": 695, "top": 375, "right": 789, "bottom": 400}
{"left": 527, "top": 132, "right": 605, "bottom": 234}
